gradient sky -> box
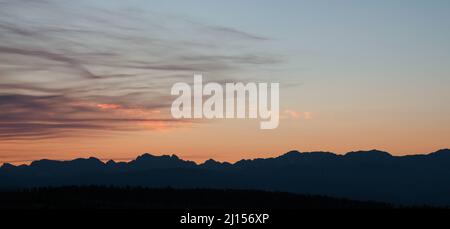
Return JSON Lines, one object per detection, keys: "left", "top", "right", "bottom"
{"left": 0, "top": 0, "right": 449, "bottom": 164}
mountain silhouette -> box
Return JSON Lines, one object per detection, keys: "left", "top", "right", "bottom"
{"left": 1, "top": 149, "right": 450, "bottom": 206}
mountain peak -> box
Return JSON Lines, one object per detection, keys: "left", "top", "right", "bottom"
{"left": 30, "top": 159, "right": 61, "bottom": 167}
{"left": 135, "top": 153, "right": 182, "bottom": 162}
{"left": 278, "top": 151, "right": 302, "bottom": 159}
{"left": 430, "top": 149, "right": 450, "bottom": 157}
{"left": 70, "top": 157, "right": 104, "bottom": 167}
{"left": 130, "top": 153, "right": 196, "bottom": 169}
{"left": 345, "top": 150, "right": 392, "bottom": 158}
{"left": 434, "top": 148, "right": 450, "bottom": 153}
{"left": 203, "top": 159, "right": 219, "bottom": 165}
{"left": 73, "top": 157, "right": 103, "bottom": 163}
{"left": 200, "top": 159, "right": 232, "bottom": 170}
{"left": 0, "top": 163, "right": 15, "bottom": 170}
{"left": 136, "top": 153, "right": 156, "bottom": 160}
{"left": 201, "top": 159, "right": 221, "bottom": 167}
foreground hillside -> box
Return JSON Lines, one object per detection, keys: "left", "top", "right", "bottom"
{"left": 0, "top": 186, "right": 393, "bottom": 209}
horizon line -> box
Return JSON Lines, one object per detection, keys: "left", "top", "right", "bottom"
{"left": 2, "top": 148, "right": 449, "bottom": 167}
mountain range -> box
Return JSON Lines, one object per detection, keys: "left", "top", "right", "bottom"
{"left": 1, "top": 149, "right": 450, "bottom": 206}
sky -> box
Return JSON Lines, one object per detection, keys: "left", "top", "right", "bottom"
{"left": 0, "top": 0, "right": 449, "bottom": 164}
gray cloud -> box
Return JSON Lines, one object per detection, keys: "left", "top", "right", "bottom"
{"left": 0, "top": 94, "right": 191, "bottom": 140}
{"left": 0, "top": 46, "right": 100, "bottom": 79}
{"left": 0, "top": 0, "right": 279, "bottom": 140}
{"left": 204, "top": 26, "right": 269, "bottom": 41}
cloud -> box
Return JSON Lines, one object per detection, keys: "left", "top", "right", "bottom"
{"left": 97, "top": 104, "right": 121, "bottom": 110}
{"left": 283, "top": 110, "right": 314, "bottom": 121}
{"left": 0, "top": 46, "right": 99, "bottom": 79}
{"left": 0, "top": 0, "right": 276, "bottom": 77}
{"left": 0, "top": 94, "right": 189, "bottom": 140}
{"left": 303, "top": 112, "right": 313, "bottom": 120}
{"left": 0, "top": 0, "right": 280, "bottom": 140}
{"left": 202, "top": 26, "right": 269, "bottom": 41}
{"left": 284, "top": 110, "right": 302, "bottom": 119}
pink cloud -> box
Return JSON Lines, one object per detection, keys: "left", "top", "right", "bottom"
{"left": 283, "top": 110, "right": 314, "bottom": 120}
{"left": 97, "top": 104, "right": 121, "bottom": 110}
{"left": 303, "top": 112, "right": 313, "bottom": 120}
{"left": 285, "top": 110, "right": 302, "bottom": 119}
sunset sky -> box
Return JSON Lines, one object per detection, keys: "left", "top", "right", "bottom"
{"left": 1, "top": 0, "right": 449, "bottom": 164}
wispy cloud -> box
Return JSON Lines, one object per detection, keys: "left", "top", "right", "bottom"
{"left": 0, "top": 0, "right": 279, "bottom": 140}
{"left": 0, "top": 94, "right": 191, "bottom": 140}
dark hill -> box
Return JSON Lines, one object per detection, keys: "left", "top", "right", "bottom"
{"left": 1, "top": 149, "right": 450, "bottom": 206}
{"left": 0, "top": 186, "right": 393, "bottom": 209}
